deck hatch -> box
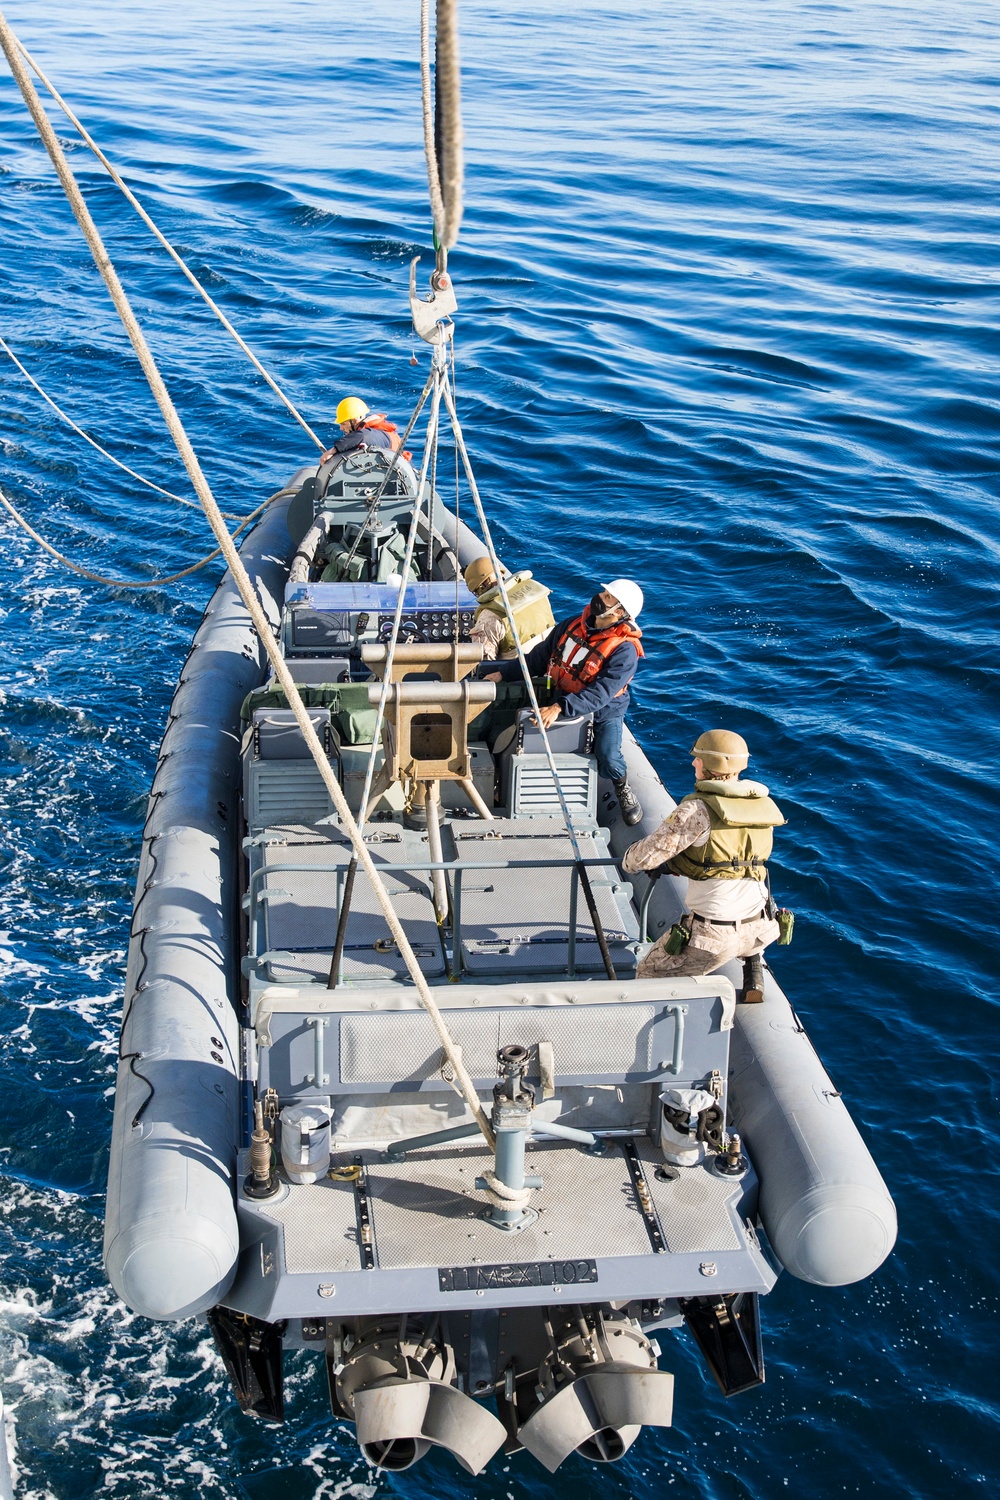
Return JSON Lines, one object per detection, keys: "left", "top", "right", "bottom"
{"left": 454, "top": 818, "right": 639, "bottom": 977}
{"left": 256, "top": 835, "right": 445, "bottom": 982}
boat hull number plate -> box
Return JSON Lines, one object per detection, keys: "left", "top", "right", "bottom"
{"left": 439, "top": 1259, "right": 598, "bottom": 1292}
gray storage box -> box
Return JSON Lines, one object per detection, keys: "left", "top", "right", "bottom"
{"left": 252, "top": 707, "right": 333, "bottom": 759}
{"left": 498, "top": 709, "right": 597, "bottom": 818}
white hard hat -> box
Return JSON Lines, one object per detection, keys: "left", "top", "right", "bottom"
{"left": 604, "top": 578, "right": 643, "bottom": 620}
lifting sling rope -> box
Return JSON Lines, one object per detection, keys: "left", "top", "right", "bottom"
{"left": 13, "top": 37, "right": 325, "bottom": 453}
{"left": 0, "top": 7, "right": 496, "bottom": 1150}
{"left": 0, "top": 335, "right": 246, "bottom": 516}
{"left": 349, "top": 0, "right": 619, "bottom": 978}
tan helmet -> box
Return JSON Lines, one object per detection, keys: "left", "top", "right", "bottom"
{"left": 464, "top": 556, "right": 497, "bottom": 594}
{"left": 691, "top": 729, "right": 750, "bottom": 774}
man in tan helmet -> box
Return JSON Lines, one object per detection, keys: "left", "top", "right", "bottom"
{"left": 464, "top": 557, "right": 555, "bottom": 661}
{"left": 621, "top": 730, "right": 785, "bottom": 1000}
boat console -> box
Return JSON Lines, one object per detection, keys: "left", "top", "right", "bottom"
{"left": 283, "top": 580, "right": 478, "bottom": 658}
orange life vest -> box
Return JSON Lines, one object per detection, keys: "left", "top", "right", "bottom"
{"left": 548, "top": 613, "right": 644, "bottom": 697}
{"left": 363, "top": 414, "right": 411, "bottom": 461}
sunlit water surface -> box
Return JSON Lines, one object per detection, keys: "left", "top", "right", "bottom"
{"left": 1, "top": 2, "right": 998, "bottom": 1496}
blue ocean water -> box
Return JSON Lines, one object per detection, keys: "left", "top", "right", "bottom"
{"left": 1, "top": 0, "right": 998, "bottom": 1494}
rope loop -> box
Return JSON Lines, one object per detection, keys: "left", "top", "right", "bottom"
{"left": 480, "top": 1170, "right": 533, "bottom": 1210}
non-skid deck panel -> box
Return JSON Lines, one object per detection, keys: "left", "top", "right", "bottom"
{"left": 648, "top": 1153, "right": 742, "bottom": 1254}
{"left": 266, "top": 1139, "right": 741, "bottom": 1277}
{"left": 262, "top": 1178, "right": 360, "bottom": 1274}
{"left": 367, "top": 1140, "right": 650, "bottom": 1269}
{"left": 453, "top": 818, "right": 640, "bottom": 976}
{"left": 257, "top": 830, "right": 445, "bottom": 980}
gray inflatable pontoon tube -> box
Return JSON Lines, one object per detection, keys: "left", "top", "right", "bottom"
{"left": 725, "top": 995, "right": 897, "bottom": 1286}
{"left": 104, "top": 485, "right": 300, "bottom": 1320}
{"left": 605, "top": 728, "right": 897, "bottom": 1290}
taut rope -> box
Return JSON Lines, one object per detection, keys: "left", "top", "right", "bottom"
{"left": 0, "top": 486, "right": 270, "bottom": 589}
{"left": 0, "top": 8, "right": 495, "bottom": 1150}
{"left": 421, "top": 0, "right": 463, "bottom": 270}
{"left": 14, "top": 37, "right": 325, "bottom": 452}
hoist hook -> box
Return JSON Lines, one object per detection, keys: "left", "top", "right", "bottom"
{"left": 409, "top": 255, "right": 458, "bottom": 345}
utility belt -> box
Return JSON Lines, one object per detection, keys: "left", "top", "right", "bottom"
{"left": 690, "top": 910, "right": 765, "bottom": 929}
{"left": 662, "top": 903, "right": 793, "bottom": 955}
{"left": 643, "top": 860, "right": 794, "bottom": 958}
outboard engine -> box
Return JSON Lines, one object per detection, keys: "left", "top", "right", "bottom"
{"left": 329, "top": 1319, "right": 506, "bottom": 1474}
{"left": 515, "top": 1308, "right": 674, "bottom": 1473}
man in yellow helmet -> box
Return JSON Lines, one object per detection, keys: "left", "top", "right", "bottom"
{"left": 320, "top": 397, "right": 400, "bottom": 462}
{"left": 622, "top": 730, "right": 785, "bottom": 999}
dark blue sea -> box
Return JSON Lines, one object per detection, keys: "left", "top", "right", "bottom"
{"left": 1, "top": 0, "right": 998, "bottom": 1494}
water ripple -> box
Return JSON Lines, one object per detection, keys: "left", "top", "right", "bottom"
{"left": 1, "top": 1, "right": 999, "bottom": 1495}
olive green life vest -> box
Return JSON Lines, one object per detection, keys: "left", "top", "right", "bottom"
{"left": 475, "top": 570, "right": 555, "bottom": 655}
{"left": 668, "top": 778, "right": 785, "bottom": 882}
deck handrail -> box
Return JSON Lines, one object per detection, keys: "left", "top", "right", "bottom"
{"left": 246, "top": 852, "right": 632, "bottom": 982}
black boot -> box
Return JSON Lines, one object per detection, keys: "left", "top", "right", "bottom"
{"left": 614, "top": 778, "right": 643, "bottom": 827}
{"left": 740, "top": 954, "right": 765, "bottom": 1004}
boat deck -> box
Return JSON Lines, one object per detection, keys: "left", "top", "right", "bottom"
{"left": 230, "top": 1133, "right": 776, "bottom": 1320}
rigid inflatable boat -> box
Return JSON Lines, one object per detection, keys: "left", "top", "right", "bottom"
{"left": 105, "top": 440, "right": 896, "bottom": 1475}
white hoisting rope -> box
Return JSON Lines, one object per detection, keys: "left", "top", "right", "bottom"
{"left": 14, "top": 37, "right": 326, "bottom": 453}
{"left": 0, "top": 9, "right": 495, "bottom": 1151}
{"left": 356, "top": 355, "right": 446, "bottom": 826}
{"left": 0, "top": 484, "right": 269, "bottom": 589}
{"left": 0, "top": 336, "right": 251, "bottom": 520}
{"left": 415, "top": 0, "right": 610, "bottom": 960}
{"left": 443, "top": 374, "right": 621, "bottom": 980}
{"left": 415, "top": 6, "right": 588, "bottom": 870}
{"left": 440, "top": 376, "right": 587, "bottom": 862}
{"left": 420, "top": 0, "right": 463, "bottom": 267}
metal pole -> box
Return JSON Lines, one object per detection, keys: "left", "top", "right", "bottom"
{"left": 577, "top": 862, "right": 617, "bottom": 980}
{"left": 424, "top": 781, "right": 450, "bottom": 925}
{"left": 326, "top": 858, "right": 357, "bottom": 989}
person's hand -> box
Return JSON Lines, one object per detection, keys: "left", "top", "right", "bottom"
{"left": 320, "top": 447, "right": 335, "bottom": 463}
{"left": 534, "top": 703, "right": 562, "bottom": 729}
{"left": 483, "top": 671, "right": 503, "bottom": 683}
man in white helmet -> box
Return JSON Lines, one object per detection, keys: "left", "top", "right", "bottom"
{"left": 485, "top": 578, "right": 645, "bottom": 825}
{"left": 622, "top": 730, "right": 785, "bottom": 999}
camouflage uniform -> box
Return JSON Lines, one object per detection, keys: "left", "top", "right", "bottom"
{"left": 470, "top": 608, "right": 506, "bottom": 661}
{"left": 622, "top": 799, "right": 779, "bottom": 978}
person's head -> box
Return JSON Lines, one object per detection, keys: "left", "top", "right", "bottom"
{"left": 690, "top": 729, "right": 750, "bottom": 782}
{"left": 335, "top": 396, "right": 369, "bottom": 433}
{"left": 588, "top": 577, "right": 643, "bottom": 630}
{"left": 464, "top": 556, "right": 498, "bottom": 597}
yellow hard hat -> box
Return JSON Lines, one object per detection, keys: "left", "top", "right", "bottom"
{"left": 464, "top": 557, "right": 497, "bottom": 594}
{"left": 335, "top": 396, "right": 369, "bottom": 424}
{"left": 691, "top": 729, "right": 750, "bottom": 774}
